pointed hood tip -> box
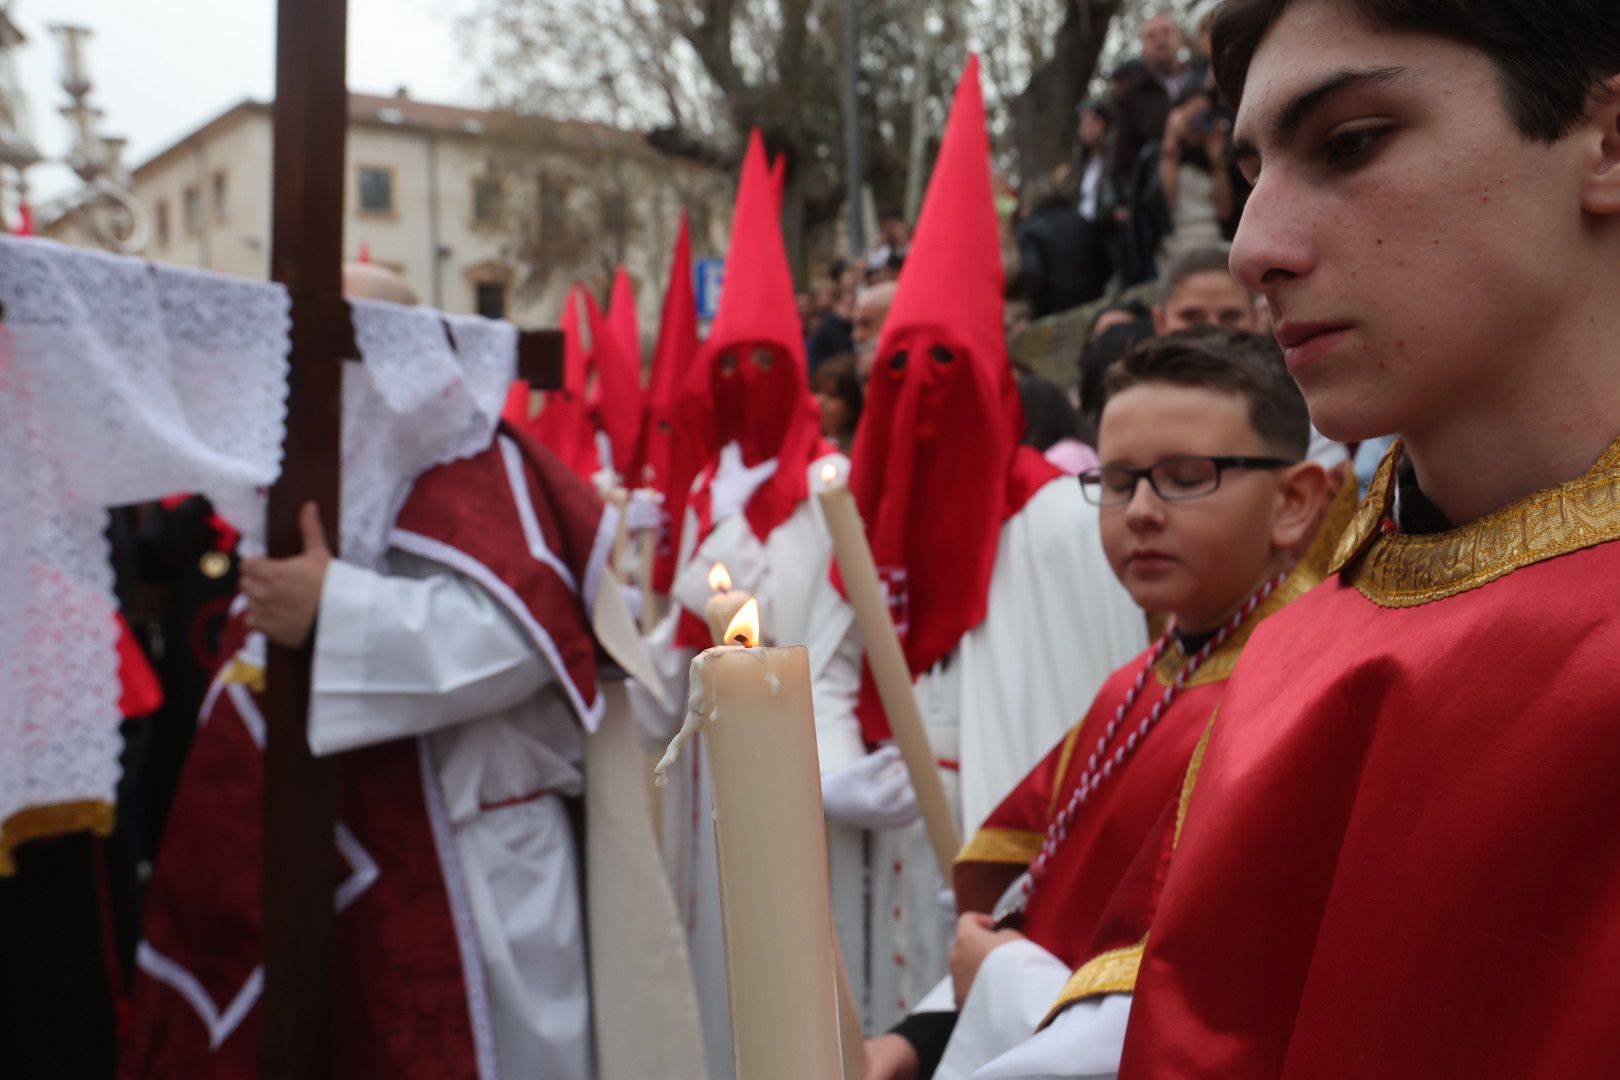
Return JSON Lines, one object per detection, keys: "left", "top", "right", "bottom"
{"left": 882, "top": 56, "right": 1004, "bottom": 362}
{"left": 704, "top": 128, "right": 803, "bottom": 364}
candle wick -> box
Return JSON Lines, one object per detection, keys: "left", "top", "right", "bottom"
{"left": 730, "top": 635, "right": 750, "bottom": 647}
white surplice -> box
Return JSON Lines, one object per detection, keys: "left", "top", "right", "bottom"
{"left": 813, "top": 478, "right": 1147, "bottom": 1035}
{"left": 969, "top": 991, "right": 1130, "bottom": 1080}
{"left": 310, "top": 549, "right": 591, "bottom": 1080}
{"left": 633, "top": 452, "right": 856, "bottom": 1080}
{"left": 930, "top": 940, "right": 1069, "bottom": 1079}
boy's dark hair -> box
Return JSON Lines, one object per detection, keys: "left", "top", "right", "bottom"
{"left": 1103, "top": 327, "right": 1311, "bottom": 458}
{"left": 1211, "top": 0, "right": 1620, "bottom": 142}
{"left": 1162, "top": 246, "right": 1240, "bottom": 299}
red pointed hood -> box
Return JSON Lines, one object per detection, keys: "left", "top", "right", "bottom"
{"left": 586, "top": 271, "right": 645, "bottom": 477}
{"left": 840, "top": 55, "right": 1059, "bottom": 742}
{"left": 768, "top": 152, "right": 787, "bottom": 212}
{"left": 608, "top": 266, "right": 641, "bottom": 366}
{"left": 680, "top": 129, "right": 828, "bottom": 546}
{"left": 517, "top": 284, "right": 600, "bottom": 481}
{"left": 637, "top": 214, "right": 707, "bottom": 591}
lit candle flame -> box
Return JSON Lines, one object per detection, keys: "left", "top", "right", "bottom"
{"left": 724, "top": 597, "right": 760, "bottom": 648}
{"left": 709, "top": 562, "right": 732, "bottom": 593}
{"left": 820, "top": 462, "right": 838, "bottom": 485}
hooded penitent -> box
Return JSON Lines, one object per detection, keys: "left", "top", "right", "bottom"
{"left": 681, "top": 128, "right": 829, "bottom": 546}
{"left": 671, "top": 131, "right": 832, "bottom": 649}
{"left": 841, "top": 55, "right": 1059, "bottom": 743}
{"left": 505, "top": 284, "right": 599, "bottom": 481}
{"left": 589, "top": 270, "right": 646, "bottom": 477}
{"left": 635, "top": 214, "right": 704, "bottom": 592}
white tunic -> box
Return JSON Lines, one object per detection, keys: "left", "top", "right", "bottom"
{"left": 814, "top": 478, "right": 1146, "bottom": 1035}
{"left": 970, "top": 990, "right": 1130, "bottom": 1080}
{"left": 310, "top": 549, "right": 591, "bottom": 1080}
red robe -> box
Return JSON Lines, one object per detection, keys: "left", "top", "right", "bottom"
{"left": 122, "top": 425, "right": 610, "bottom": 1077}
{"left": 1123, "top": 439, "right": 1620, "bottom": 1078}
{"left": 954, "top": 559, "right": 1323, "bottom": 970}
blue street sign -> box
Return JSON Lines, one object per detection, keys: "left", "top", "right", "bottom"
{"left": 693, "top": 257, "right": 724, "bottom": 321}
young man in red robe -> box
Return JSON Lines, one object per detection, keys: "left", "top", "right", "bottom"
{"left": 863, "top": 328, "right": 1337, "bottom": 1080}
{"left": 1117, "top": 3, "right": 1620, "bottom": 1077}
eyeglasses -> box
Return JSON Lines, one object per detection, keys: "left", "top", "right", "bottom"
{"left": 1078, "top": 454, "right": 1295, "bottom": 507}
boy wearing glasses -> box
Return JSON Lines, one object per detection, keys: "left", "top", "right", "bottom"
{"left": 866, "top": 327, "right": 1340, "bottom": 1079}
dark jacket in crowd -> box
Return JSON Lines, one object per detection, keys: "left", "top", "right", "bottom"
{"left": 1017, "top": 204, "right": 1110, "bottom": 319}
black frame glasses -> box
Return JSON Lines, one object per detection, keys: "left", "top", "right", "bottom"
{"left": 1078, "top": 454, "right": 1296, "bottom": 507}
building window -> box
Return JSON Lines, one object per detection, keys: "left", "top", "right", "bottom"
{"left": 155, "top": 200, "right": 170, "bottom": 247}
{"left": 472, "top": 177, "right": 503, "bottom": 225}
{"left": 183, "top": 185, "right": 202, "bottom": 235}
{"left": 212, "top": 170, "right": 228, "bottom": 223}
{"left": 358, "top": 165, "right": 394, "bottom": 214}
{"left": 538, "top": 175, "right": 567, "bottom": 239}
{"left": 475, "top": 281, "right": 507, "bottom": 320}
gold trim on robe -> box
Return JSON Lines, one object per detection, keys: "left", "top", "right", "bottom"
{"left": 1336, "top": 435, "right": 1620, "bottom": 607}
{"left": 1041, "top": 937, "right": 1148, "bottom": 1028}
{"left": 0, "top": 799, "right": 117, "bottom": 876}
{"left": 1047, "top": 726, "right": 1082, "bottom": 820}
{"left": 221, "top": 658, "right": 268, "bottom": 693}
{"left": 1174, "top": 712, "right": 1218, "bottom": 847}
{"left": 955, "top": 826, "right": 1044, "bottom": 866}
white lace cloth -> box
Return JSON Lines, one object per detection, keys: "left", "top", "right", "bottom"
{"left": 341, "top": 299, "right": 517, "bottom": 570}
{"left": 0, "top": 235, "right": 290, "bottom": 847}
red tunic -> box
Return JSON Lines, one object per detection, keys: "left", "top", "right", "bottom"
{"left": 1123, "top": 440, "right": 1620, "bottom": 1078}
{"left": 954, "top": 559, "right": 1324, "bottom": 970}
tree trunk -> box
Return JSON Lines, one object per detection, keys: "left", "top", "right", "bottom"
{"left": 1013, "top": 0, "right": 1121, "bottom": 185}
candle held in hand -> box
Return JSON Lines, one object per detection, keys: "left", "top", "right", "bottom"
{"left": 671, "top": 600, "right": 841, "bottom": 1079}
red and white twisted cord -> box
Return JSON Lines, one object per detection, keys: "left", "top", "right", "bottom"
{"left": 1020, "top": 569, "right": 1289, "bottom": 902}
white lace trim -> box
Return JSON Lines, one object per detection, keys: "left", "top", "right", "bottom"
{"left": 0, "top": 235, "right": 289, "bottom": 840}
{"left": 342, "top": 300, "right": 517, "bottom": 571}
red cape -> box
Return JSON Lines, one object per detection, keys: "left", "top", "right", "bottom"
{"left": 123, "top": 429, "right": 610, "bottom": 1075}
{"left": 1123, "top": 442, "right": 1620, "bottom": 1078}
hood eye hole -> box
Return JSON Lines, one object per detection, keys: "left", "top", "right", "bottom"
{"left": 888, "top": 351, "right": 909, "bottom": 371}
{"left": 930, "top": 345, "right": 955, "bottom": 364}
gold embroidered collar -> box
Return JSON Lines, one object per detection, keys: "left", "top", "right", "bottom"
{"left": 1333, "top": 435, "right": 1620, "bottom": 608}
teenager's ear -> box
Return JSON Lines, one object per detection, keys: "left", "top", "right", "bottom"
{"left": 1274, "top": 460, "right": 1331, "bottom": 556}
{"left": 1579, "top": 75, "right": 1620, "bottom": 217}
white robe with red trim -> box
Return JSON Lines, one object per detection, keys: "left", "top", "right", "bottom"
{"left": 634, "top": 451, "right": 856, "bottom": 1080}
{"left": 310, "top": 549, "right": 591, "bottom": 1080}
{"left": 814, "top": 477, "right": 1146, "bottom": 1035}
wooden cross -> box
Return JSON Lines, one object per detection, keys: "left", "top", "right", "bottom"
{"left": 261, "top": 4, "right": 561, "bottom": 1074}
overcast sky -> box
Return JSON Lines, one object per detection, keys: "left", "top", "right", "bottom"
{"left": 13, "top": 0, "right": 479, "bottom": 203}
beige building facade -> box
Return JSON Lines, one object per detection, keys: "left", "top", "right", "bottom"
{"left": 45, "top": 90, "right": 733, "bottom": 342}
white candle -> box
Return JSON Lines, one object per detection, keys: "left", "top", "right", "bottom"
{"left": 704, "top": 562, "right": 753, "bottom": 646}
{"left": 660, "top": 601, "right": 842, "bottom": 1079}
{"left": 816, "top": 464, "right": 962, "bottom": 879}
